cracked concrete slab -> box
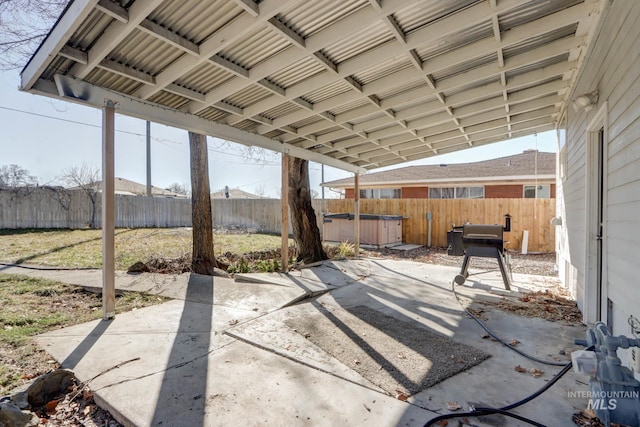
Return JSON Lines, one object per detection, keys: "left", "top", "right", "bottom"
{"left": 36, "top": 297, "right": 436, "bottom": 427}
{"left": 26, "top": 258, "right": 592, "bottom": 426}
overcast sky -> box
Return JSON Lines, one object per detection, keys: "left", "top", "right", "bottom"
{"left": 0, "top": 69, "right": 558, "bottom": 198}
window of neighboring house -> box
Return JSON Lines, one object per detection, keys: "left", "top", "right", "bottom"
{"left": 523, "top": 184, "right": 551, "bottom": 199}
{"left": 429, "top": 186, "right": 484, "bottom": 199}
{"left": 359, "top": 188, "right": 401, "bottom": 199}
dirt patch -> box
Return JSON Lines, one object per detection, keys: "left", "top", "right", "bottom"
{"left": 476, "top": 289, "right": 583, "bottom": 323}
{"left": 0, "top": 274, "right": 167, "bottom": 396}
{"left": 284, "top": 305, "right": 490, "bottom": 397}
{"left": 364, "top": 246, "right": 557, "bottom": 277}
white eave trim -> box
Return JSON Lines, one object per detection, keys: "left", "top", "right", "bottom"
{"left": 20, "top": 0, "right": 99, "bottom": 90}
{"left": 322, "top": 174, "right": 556, "bottom": 188}
{"left": 38, "top": 75, "right": 366, "bottom": 174}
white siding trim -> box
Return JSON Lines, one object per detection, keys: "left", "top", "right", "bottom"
{"left": 584, "top": 101, "right": 608, "bottom": 323}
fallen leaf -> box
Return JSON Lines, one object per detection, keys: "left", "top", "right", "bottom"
{"left": 514, "top": 365, "right": 526, "bottom": 373}
{"left": 45, "top": 400, "right": 59, "bottom": 414}
{"left": 510, "top": 339, "right": 520, "bottom": 346}
{"left": 228, "top": 319, "right": 238, "bottom": 325}
{"left": 583, "top": 408, "right": 597, "bottom": 419}
{"left": 397, "top": 352, "right": 407, "bottom": 359}
{"left": 480, "top": 333, "right": 490, "bottom": 339}
{"left": 445, "top": 400, "right": 462, "bottom": 411}
{"left": 395, "top": 389, "right": 408, "bottom": 401}
{"left": 83, "top": 404, "right": 94, "bottom": 415}
{"left": 437, "top": 421, "right": 448, "bottom": 426}
{"left": 529, "top": 368, "right": 544, "bottom": 377}
{"left": 83, "top": 389, "right": 93, "bottom": 400}
{"left": 354, "top": 359, "right": 361, "bottom": 365}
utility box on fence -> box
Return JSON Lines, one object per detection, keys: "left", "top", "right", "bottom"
{"left": 322, "top": 213, "right": 403, "bottom": 247}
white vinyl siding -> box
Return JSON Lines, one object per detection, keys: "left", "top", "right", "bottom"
{"left": 558, "top": 0, "right": 640, "bottom": 341}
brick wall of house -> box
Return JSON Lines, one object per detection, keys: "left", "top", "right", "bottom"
{"left": 484, "top": 184, "right": 523, "bottom": 198}
{"left": 401, "top": 186, "right": 428, "bottom": 198}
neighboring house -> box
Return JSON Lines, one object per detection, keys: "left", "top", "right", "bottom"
{"left": 555, "top": 0, "right": 639, "bottom": 366}
{"left": 68, "top": 177, "right": 186, "bottom": 197}
{"left": 322, "top": 150, "right": 555, "bottom": 200}
{"left": 211, "top": 188, "right": 266, "bottom": 199}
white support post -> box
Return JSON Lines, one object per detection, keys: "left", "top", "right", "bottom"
{"left": 354, "top": 173, "right": 360, "bottom": 257}
{"left": 102, "top": 100, "right": 116, "bottom": 320}
{"left": 146, "top": 120, "right": 152, "bottom": 196}
{"left": 281, "top": 152, "right": 289, "bottom": 272}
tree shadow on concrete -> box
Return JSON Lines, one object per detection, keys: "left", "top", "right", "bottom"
{"left": 149, "top": 273, "right": 213, "bottom": 426}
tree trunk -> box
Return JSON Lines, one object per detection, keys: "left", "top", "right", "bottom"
{"left": 287, "top": 156, "right": 327, "bottom": 263}
{"left": 189, "top": 132, "right": 217, "bottom": 274}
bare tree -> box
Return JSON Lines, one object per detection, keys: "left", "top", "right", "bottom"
{"left": 59, "top": 163, "right": 100, "bottom": 228}
{"left": 288, "top": 156, "right": 328, "bottom": 263}
{"left": 166, "top": 182, "right": 189, "bottom": 195}
{"left": 254, "top": 184, "right": 266, "bottom": 198}
{"left": 0, "top": 164, "right": 37, "bottom": 188}
{"left": 0, "top": 0, "right": 67, "bottom": 70}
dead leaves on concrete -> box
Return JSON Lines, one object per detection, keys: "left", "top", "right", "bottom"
{"left": 479, "top": 289, "right": 583, "bottom": 323}
{"left": 514, "top": 364, "right": 544, "bottom": 377}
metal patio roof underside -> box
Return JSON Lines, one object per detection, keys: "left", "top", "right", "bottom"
{"left": 21, "top": 0, "right": 603, "bottom": 174}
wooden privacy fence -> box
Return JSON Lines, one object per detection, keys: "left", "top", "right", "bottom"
{"left": 327, "top": 198, "right": 555, "bottom": 253}
{"left": 0, "top": 188, "right": 327, "bottom": 235}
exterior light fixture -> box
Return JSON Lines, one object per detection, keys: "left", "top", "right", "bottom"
{"left": 572, "top": 90, "right": 599, "bottom": 112}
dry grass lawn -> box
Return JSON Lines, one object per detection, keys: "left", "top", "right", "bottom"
{"left": 0, "top": 228, "right": 288, "bottom": 270}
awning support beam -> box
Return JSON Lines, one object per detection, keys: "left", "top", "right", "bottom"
{"left": 281, "top": 152, "right": 289, "bottom": 272}
{"left": 102, "top": 100, "right": 116, "bottom": 320}
{"left": 354, "top": 173, "right": 360, "bottom": 257}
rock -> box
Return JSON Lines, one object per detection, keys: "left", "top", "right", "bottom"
{"left": 559, "top": 349, "right": 566, "bottom": 355}
{"left": 26, "top": 369, "right": 74, "bottom": 407}
{"left": 9, "top": 391, "right": 29, "bottom": 410}
{"left": 127, "top": 261, "right": 150, "bottom": 273}
{"left": 0, "top": 401, "right": 32, "bottom": 427}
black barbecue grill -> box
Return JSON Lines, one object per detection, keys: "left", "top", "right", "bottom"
{"left": 447, "top": 214, "right": 512, "bottom": 290}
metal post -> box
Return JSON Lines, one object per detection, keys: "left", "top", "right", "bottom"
{"left": 354, "top": 172, "right": 360, "bottom": 257}
{"left": 281, "top": 152, "right": 289, "bottom": 272}
{"left": 102, "top": 100, "right": 116, "bottom": 320}
{"left": 146, "top": 120, "right": 151, "bottom": 196}
{"left": 321, "top": 164, "right": 325, "bottom": 200}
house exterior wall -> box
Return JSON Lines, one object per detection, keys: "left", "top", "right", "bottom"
{"left": 485, "top": 184, "right": 522, "bottom": 198}
{"left": 401, "top": 186, "right": 428, "bottom": 198}
{"left": 557, "top": 0, "right": 640, "bottom": 372}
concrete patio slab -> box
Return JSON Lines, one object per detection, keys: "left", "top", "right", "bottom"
{"left": 25, "top": 258, "right": 592, "bottom": 426}
{"left": 36, "top": 295, "right": 436, "bottom": 426}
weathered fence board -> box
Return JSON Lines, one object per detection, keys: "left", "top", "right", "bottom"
{"left": 0, "top": 189, "right": 328, "bottom": 235}
{"left": 327, "top": 198, "right": 555, "bottom": 253}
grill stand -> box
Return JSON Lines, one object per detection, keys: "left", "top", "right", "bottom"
{"left": 454, "top": 246, "right": 512, "bottom": 290}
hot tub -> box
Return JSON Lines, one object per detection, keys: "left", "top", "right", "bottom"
{"left": 322, "top": 213, "right": 403, "bottom": 247}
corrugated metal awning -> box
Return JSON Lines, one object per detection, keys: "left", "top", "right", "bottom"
{"left": 21, "top": 0, "right": 604, "bottom": 173}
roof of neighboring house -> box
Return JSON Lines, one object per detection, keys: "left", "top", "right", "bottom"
{"left": 211, "top": 188, "right": 266, "bottom": 199}
{"left": 68, "top": 177, "right": 186, "bottom": 197}
{"left": 323, "top": 150, "right": 556, "bottom": 188}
